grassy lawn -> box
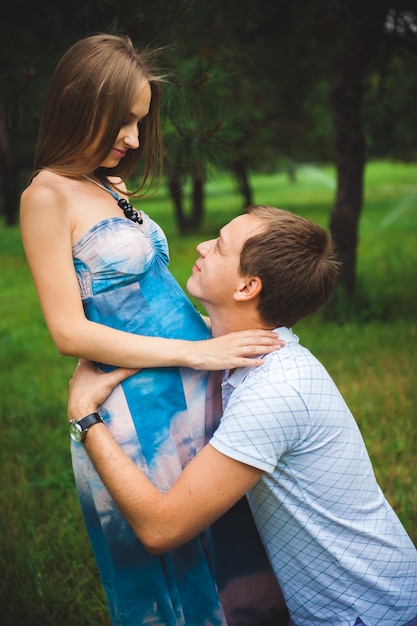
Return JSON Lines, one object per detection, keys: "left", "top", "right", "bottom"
{"left": 0, "top": 160, "right": 416, "bottom": 624}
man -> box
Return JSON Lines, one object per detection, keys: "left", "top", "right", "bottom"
{"left": 68, "top": 206, "right": 417, "bottom": 626}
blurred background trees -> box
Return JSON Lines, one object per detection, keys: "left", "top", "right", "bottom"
{"left": 1, "top": 0, "right": 416, "bottom": 298}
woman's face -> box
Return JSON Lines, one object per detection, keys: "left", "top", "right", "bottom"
{"left": 99, "top": 82, "right": 152, "bottom": 169}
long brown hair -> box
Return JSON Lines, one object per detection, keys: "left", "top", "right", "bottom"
{"left": 33, "top": 34, "right": 163, "bottom": 195}
{"left": 241, "top": 205, "right": 340, "bottom": 327}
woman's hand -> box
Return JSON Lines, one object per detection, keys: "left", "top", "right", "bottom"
{"left": 67, "top": 331, "right": 282, "bottom": 421}
{"left": 182, "top": 330, "right": 284, "bottom": 370}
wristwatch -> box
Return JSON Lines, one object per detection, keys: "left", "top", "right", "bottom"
{"left": 69, "top": 412, "right": 104, "bottom": 443}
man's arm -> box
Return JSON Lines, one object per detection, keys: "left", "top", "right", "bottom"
{"left": 68, "top": 361, "right": 263, "bottom": 554}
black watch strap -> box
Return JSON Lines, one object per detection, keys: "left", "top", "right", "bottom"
{"left": 69, "top": 413, "right": 104, "bottom": 443}
{"left": 77, "top": 412, "right": 104, "bottom": 431}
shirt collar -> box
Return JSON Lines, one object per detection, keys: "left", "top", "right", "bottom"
{"left": 223, "top": 326, "right": 298, "bottom": 389}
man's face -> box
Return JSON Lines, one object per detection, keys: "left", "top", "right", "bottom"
{"left": 186, "top": 213, "right": 263, "bottom": 310}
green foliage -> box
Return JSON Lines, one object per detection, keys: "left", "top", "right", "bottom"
{"left": 0, "top": 256, "right": 110, "bottom": 624}
{"left": 365, "top": 47, "right": 417, "bottom": 160}
{"left": 161, "top": 57, "right": 243, "bottom": 171}
{"left": 0, "top": 161, "right": 416, "bottom": 623}
{"left": 2, "top": 0, "right": 417, "bottom": 230}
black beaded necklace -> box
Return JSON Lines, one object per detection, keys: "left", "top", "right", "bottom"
{"left": 83, "top": 176, "right": 143, "bottom": 224}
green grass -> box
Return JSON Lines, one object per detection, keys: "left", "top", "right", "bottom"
{"left": 0, "top": 160, "right": 416, "bottom": 624}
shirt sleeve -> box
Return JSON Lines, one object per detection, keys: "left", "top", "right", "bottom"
{"left": 210, "top": 371, "right": 310, "bottom": 474}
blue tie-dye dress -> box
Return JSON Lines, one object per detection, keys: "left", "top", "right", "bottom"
{"left": 71, "top": 214, "right": 226, "bottom": 625}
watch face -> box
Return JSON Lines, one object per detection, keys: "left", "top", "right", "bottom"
{"left": 69, "top": 420, "right": 83, "bottom": 443}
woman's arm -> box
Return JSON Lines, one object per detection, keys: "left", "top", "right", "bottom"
{"left": 20, "top": 184, "right": 280, "bottom": 370}
{"left": 68, "top": 361, "right": 262, "bottom": 553}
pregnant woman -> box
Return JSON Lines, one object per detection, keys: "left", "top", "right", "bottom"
{"left": 20, "top": 34, "right": 284, "bottom": 625}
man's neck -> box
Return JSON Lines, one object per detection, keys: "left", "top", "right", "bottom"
{"left": 207, "top": 306, "right": 270, "bottom": 338}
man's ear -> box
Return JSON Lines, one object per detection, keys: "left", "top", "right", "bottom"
{"left": 234, "top": 276, "right": 262, "bottom": 302}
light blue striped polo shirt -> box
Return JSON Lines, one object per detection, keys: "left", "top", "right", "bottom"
{"left": 210, "top": 327, "right": 417, "bottom": 626}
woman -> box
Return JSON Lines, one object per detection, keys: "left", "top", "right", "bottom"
{"left": 20, "top": 34, "right": 282, "bottom": 625}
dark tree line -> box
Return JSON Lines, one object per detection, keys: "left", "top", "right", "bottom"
{"left": 1, "top": 0, "right": 417, "bottom": 301}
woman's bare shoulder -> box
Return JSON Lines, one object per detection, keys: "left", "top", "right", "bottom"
{"left": 22, "top": 171, "right": 65, "bottom": 201}
{"left": 20, "top": 171, "right": 74, "bottom": 221}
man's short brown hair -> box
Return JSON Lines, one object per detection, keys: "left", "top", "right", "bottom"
{"left": 240, "top": 206, "right": 340, "bottom": 327}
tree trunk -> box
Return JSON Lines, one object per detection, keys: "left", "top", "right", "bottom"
{"left": 231, "top": 157, "right": 253, "bottom": 207}
{"left": 167, "top": 166, "right": 205, "bottom": 234}
{"left": 329, "top": 2, "right": 387, "bottom": 297}
{"left": 167, "top": 171, "right": 186, "bottom": 232}
{"left": 190, "top": 167, "right": 205, "bottom": 233}
{"left": 329, "top": 63, "right": 366, "bottom": 297}
{"left": 0, "top": 113, "right": 20, "bottom": 226}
